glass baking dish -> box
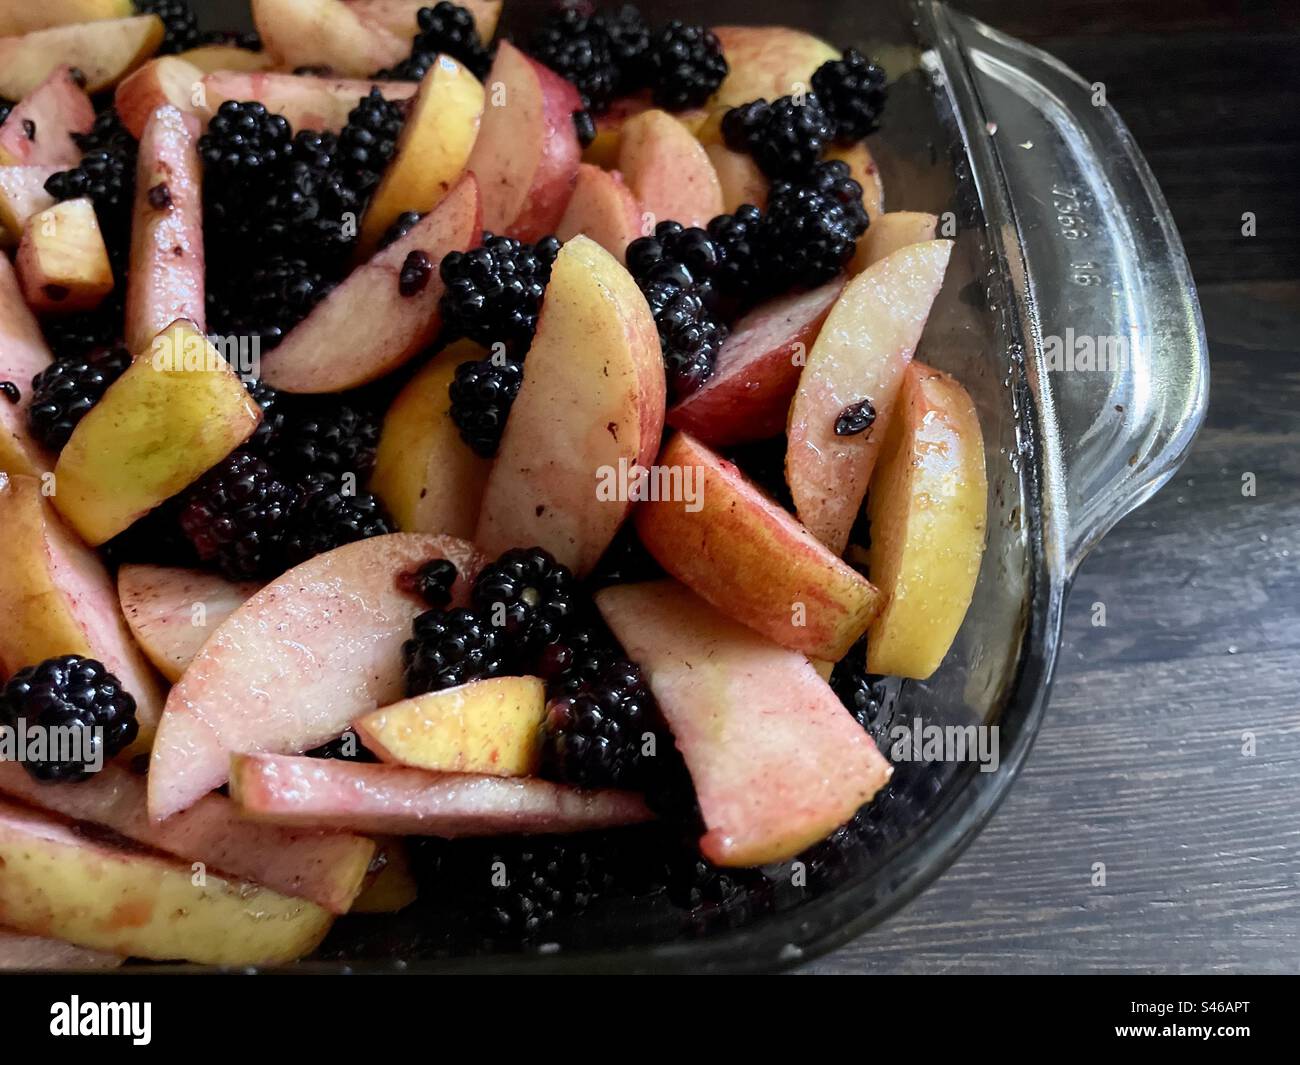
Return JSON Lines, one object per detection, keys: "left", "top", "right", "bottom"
{"left": 160, "top": 0, "right": 1208, "bottom": 972}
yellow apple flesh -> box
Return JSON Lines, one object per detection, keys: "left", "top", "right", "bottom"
{"left": 251, "top": 0, "right": 406, "bottom": 77}
{"left": 709, "top": 25, "right": 839, "bottom": 109}
{"left": 16, "top": 198, "right": 114, "bottom": 313}
{"left": 113, "top": 55, "right": 205, "bottom": 139}
{"left": 0, "top": 0, "right": 133, "bottom": 36}
{"left": 853, "top": 210, "right": 938, "bottom": 273}
{"left": 175, "top": 45, "right": 277, "bottom": 74}
{"left": 351, "top": 838, "right": 418, "bottom": 913}
{"left": 617, "top": 108, "right": 723, "bottom": 229}
{"left": 199, "top": 71, "right": 417, "bottom": 134}
{"left": 0, "top": 255, "right": 55, "bottom": 477}
{"left": 0, "top": 165, "right": 58, "bottom": 233}
{"left": 0, "top": 14, "right": 163, "bottom": 98}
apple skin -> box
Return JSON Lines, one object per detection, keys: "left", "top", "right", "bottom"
{"left": 261, "top": 173, "right": 481, "bottom": 393}
{"left": 867, "top": 363, "right": 987, "bottom": 679}
{"left": 0, "top": 928, "right": 123, "bottom": 970}
{"left": 199, "top": 71, "right": 417, "bottom": 134}
{"left": 475, "top": 235, "right": 666, "bottom": 576}
{"left": 345, "top": 0, "right": 501, "bottom": 41}
{"left": 709, "top": 25, "right": 839, "bottom": 109}
{"left": 0, "top": 0, "right": 134, "bottom": 36}
{"left": 114, "top": 56, "right": 205, "bottom": 140}
{"left": 556, "top": 163, "right": 644, "bottom": 263}
{"left": 230, "top": 753, "right": 654, "bottom": 836}
{"left": 251, "top": 0, "right": 407, "bottom": 77}
{"left": 617, "top": 108, "right": 723, "bottom": 230}
{"left": 666, "top": 277, "right": 844, "bottom": 447}
{"left": 581, "top": 92, "right": 709, "bottom": 169}
{"left": 787, "top": 239, "right": 954, "bottom": 555}
{"left": 0, "top": 165, "right": 58, "bottom": 233}
{"left": 597, "top": 580, "right": 891, "bottom": 866}
{"left": 147, "top": 532, "right": 487, "bottom": 821}
{"left": 0, "top": 798, "right": 333, "bottom": 965}
{"left": 635, "top": 431, "right": 881, "bottom": 661}
{"left": 17, "top": 198, "right": 114, "bottom": 313}
{"left": 0, "top": 473, "right": 165, "bottom": 749}
{"left": 0, "top": 255, "right": 55, "bottom": 477}
{"left": 465, "top": 41, "right": 581, "bottom": 242}
{"left": 0, "top": 759, "right": 375, "bottom": 914}
{"left": 852, "top": 211, "right": 939, "bottom": 274}
{"left": 0, "top": 14, "right": 163, "bottom": 98}
{"left": 0, "top": 65, "right": 94, "bottom": 167}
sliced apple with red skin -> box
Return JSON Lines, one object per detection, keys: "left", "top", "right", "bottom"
{"left": 635, "top": 432, "right": 880, "bottom": 661}
{"left": 709, "top": 25, "right": 839, "bottom": 110}
{"left": 853, "top": 211, "right": 939, "bottom": 273}
{"left": 354, "top": 676, "right": 546, "bottom": 777}
{"left": 826, "top": 140, "right": 884, "bottom": 222}
{"left": 787, "top": 239, "right": 953, "bottom": 555}
{"left": 175, "top": 44, "right": 277, "bottom": 75}
{"left": 0, "top": 256, "right": 55, "bottom": 477}
{"left": 667, "top": 278, "right": 844, "bottom": 447}
{"left": 261, "top": 173, "right": 480, "bottom": 393}
{"left": 598, "top": 580, "right": 891, "bottom": 866}
{"left": 475, "top": 235, "right": 665, "bottom": 576}
{"left": 581, "top": 92, "right": 709, "bottom": 169}
{"left": 0, "top": 799, "right": 332, "bottom": 964}
{"left": 117, "top": 564, "right": 259, "bottom": 683}
{"left": 17, "top": 198, "right": 114, "bottom": 313}
{"left": 704, "top": 142, "right": 767, "bottom": 213}
{"left": 0, "top": 65, "right": 94, "bottom": 167}
{"left": 0, "top": 165, "right": 58, "bottom": 232}
{"left": 867, "top": 363, "right": 987, "bottom": 679}
{"left": 369, "top": 339, "right": 490, "bottom": 538}
{"left": 0, "top": 760, "right": 375, "bottom": 914}
{"left": 251, "top": 0, "right": 406, "bottom": 78}
{"left": 199, "top": 71, "right": 416, "bottom": 136}
{"left": 148, "top": 533, "right": 486, "bottom": 821}
{"left": 556, "top": 163, "right": 644, "bottom": 263}
{"left": 618, "top": 108, "right": 723, "bottom": 230}
{"left": 126, "top": 105, "right": 204, "bottom": 353}
{"left": 113, "top": 56, "right": 204, "bottom": 139}
{"left": 0, "top": 0, "right": 133, "bottom": 37}
{"left": 0, "top": 928, "right": 123, "bottom": 970}
{"left": 357, "top": 54, "right": 484, "bottom": 259}
{"left": 346, "top": 0, "right": 501, "bottom": 41}
{"left": 230, "top": 753, "right": 653, "bottom": 836}
{"left": 465, "top": 40, "right": 581, "bottom": 242}
{"left": 0, "top": 473, "right": 164, "bottom": 747}
{"left": 0, "top": 15, "right": 163, "bottom": 99}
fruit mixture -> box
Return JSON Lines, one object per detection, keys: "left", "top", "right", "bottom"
{"left": 0, "top": 0, "right": 988, "bottom": 967}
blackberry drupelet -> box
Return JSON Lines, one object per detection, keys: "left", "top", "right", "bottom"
{"left": 74, "top": 109, "right": 136, "bottom": 155}
{"left": 179, "top": 452, "right": 298, "bottom": 580}
{"left": 476, "top": 835, "right": 612, "bottom": 937}
{"left": 134, "top": 0, "right": 202, "bottom": 54}
{"left": 721, "top": 94, "right": 835, "bottom": 179}
{"left": 447, "top": 355, "right": 523, "bottom": 458}
{"left": 100, "top": 497, "right": 198, "bottom": 570}
{"left": 534, "top": 621, "right": 620, "bottom": 697}
{"left": 599, "top": 4, "right": 652, "bottom": 93}
{"left": 835, "top": 397, "right": 877, "bottom": 436}
{"left": 305, "top": 730, "right": 378, "bottom": 762}
{"left": 664, "top": 851, "right": 775, "bottom": 930}
{"left": 541, "top": 657, "right": 657, "bottom": 789}
{"left": 626, "top": 220, "right": 719, "bottom": 298}
{"left": 439, "top": 233, "right": 561, "bottom": 352}
{"left": 265, "top": 397, "right": 381, "bottom": 479}
{"left": 643, "top": 279, "right": 726, "bottom": 402}
{"left": 337, "top": 88, "right": 404, "bottom": 198}
{"left": 198, "top": 100, "right": 292, "bottom": 180}
{"left": 759, "top": 159, "right": 869, "bottom": 289}
{"left": 282, "top": 474, "right": 395, "bottom": 566}
{"left": 207, "top": 255, "right": 334, "bottom": 350}
{"left": 379, "top": 2, "right": 492, "bottom": 81}
{"left": 378, "top": 210, "right": 423, "bottom": 250}
{"left": 262, "top": 159, "right": 361, "bottom": 269}
{"left": 403, "top": 606, "right": 508, "bottom": 696}
{"left": 645, "top": 20, "right": 727, "bottom": 110}
{"left": 829, "top": 636, "right": 887, "bottom": 731}
{"left": 242, "top": 377, "right": 285, "bottom": 454}
{"left": 399, "top": 558, "right": 459, "bottom": 607}
{"left": 812, "top": 49, "right": 889, "bottom": 141}
{"left": 527, "top": 6, "right": 618, "bottom": 111}
{"left": 0, "top": 655, "right": 138, "bottom": 783}
{"left": 26, "top": 345, "right": 131, "bottom": 452}
{"left": 707, "top": 204, "right": 765, "bottom": 302}
{"left": 471, "top": 547, "right": 579, "bottom": 658}
{"left": 572, "top": 108, "right": 596, "bottom": 148}
{"left": 45, "top": 149, "right": 135, "bottom": 234}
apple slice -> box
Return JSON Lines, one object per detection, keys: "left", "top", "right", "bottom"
{"left": 464, "top": 40, "right": 581, "bottom": 242}
{"left": 261, "top": 173, "right": 479, "bottom": 393}
{"left": 867, "top": 363, "right": 987, "bottom": 679}
{"left": 0, "top": 928, "right": 123, "bottom": 970}
{"left": 709, "top": 25, "right": 839, "bottom": 109}
{"left": 581, "top": 93, "right": 709, "bottom": 169}
{"left": 667, "top": 278, "right": 844, "bottom": 447}
{"left": 0, "top": 255, "right": 55, "bottom": 477}
{"left": 0, "top": 14, "right": 163, "bottom": 98}
{"left": 635, "top": 432, "right": 880, "bottom": 661}
{"left": 148, "top": 532, "right": 486, "bottom": 821}
{"left": 199, "top": 71, "right": 417, "bottom": 135}
{"left": 0, "top": 165, "right": 58, "bottom": 232}
{"left": 125, "top": 105, "right": 204, "bottom": 353}
{"left": 0, "top": 760, "right": 375, "bottom": 914}
{"left": 175, "top": 44, "right": 277, "bottom": 74}
{"left": 826, "top": 140, "right": 884, "bottom": 222}
{"left": 16, "top": 198, "right": 114, "bottom": 313}
{"left": 113, "top": 55, "right": 205, "bottom": 139}
{"left": 357, "top": 54, "right": 484, "bottom": 258}
{"left": 251, "top": 0, "right": 406, "bottom": 78}
{"left": 0, "top": 65, "right": 94, "bottom": 167}
{"left": 475, "top": 235, "right": 665, "bottom": 576}
{"left": 0, "top": 799, "right": 332, "bottom": 964}
{"left": 369, "top": 339, "right": 491, "bottom": 538}
{"left": 598, "top": 580, "right": 890, "bottom": 866}
{"left": 617, "top": 108, "right": 723, "bottom": 230}
{"left": 852, "top": 210, "right": 939, "bottom": 273}
{"left": 0, "top": 473, "right": 164, "bottom": 747}
{"left": 231, "top": 753, "right": 653, "bottom": 836}
{"left": 118, "top": 564, "right": 260, "bottom": 682}
{"left": 0, "top": 0, "right": 133, "bottom": 36}
{"left": 555, "top": 163, "right": 644, "bottom": 263}
{"left": 355, "top": 676, "right": 546, "bottom": 777}
{"left": 53, "top": 320, "right": 260, "bottom": 546}
{"left": 351, "top": 838, "right": 417, "bottom": 913}
{"left": 704, "top": 142, "right": 767, "bottom": 213}
{"left": 787, "top": 240, "right": 953, "bottom": 554}
{"left": 346, "top": 0, "right": 501, "bottom": 41}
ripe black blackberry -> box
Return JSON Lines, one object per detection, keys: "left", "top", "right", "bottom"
{"left": 337, "top": 88, "right": 404, "bottom": 197}
{"left": 812, "top": 49, "right": 889, "bottom": 141}
{"left": 474, "top": 835, "right": 612, "bottom": 938}
{"left": 179, "top": 452, "right": 298, "bottom": 579}
{"left": 45, "top": 149, "right": 135, "bottom": 235}
{"left": 759, "top": 160, "right": 869, "bottom": 289}
{"left": 707, "top": 204, "right": 765, "bottom": 302}
{"left": 198, "top": 100, "right": 292, "bottom": 180}
{"left": 645, "top": 20, "right": 727, "bottom": 110}
{"left": 207, "top": 255, "right": 334, "bottom": 350}
{"left": 541, "top": 657, "right": 657, "bottom": 789}
{"left": 100, "top": 495, "right": 198, "bottom": 570}
{"left": 471, "top": 547, "right": 579, "bottom": 659}
{"left": 378, "top": 1, "right": 492, "bottom": 81}
{"left": 267, "top": 398, "right": 381, "bottom": 480}
{"left": 439, "top": 233, "right": 561, "bottom": 353}
{"left": 134, "top": 0, "right": 202, "bottom": 54}
{"left": 242, "top": 377, "right": 285, "bottom": 454}
{"left": 305, "top": 730, "right": 378, "bottom": 763}
{"left": 39, "top": 301, "right": 123, "bottom": 362}
{"left": 265, "top": 159, "right": 361, "bottom": 268}
{"left": 643, "top": 279, "right": 726, "bottom": 401}
{"left": 598, "top": 4, "right": 652, "bottom": 93}
{"left": 534, "top": 621, "right": 620, "bottom": 697}
{"left": 26, "top": 345, "right": 131, "bottom": 453}
{"left": 282, "top": 474, "right": 395, "bottom": 567}
{"left": 721, "top": 94, "right": 835, "bottom": 179}
{"left": 527, "top": 5, "right": 618, "bottom": 111}
{"left": 829, "top": 637, "right": 887, "bottom": 731}
{"left": 571, "top": 108, "right": 596, "bottom": 148}
{"left": 664, "top": 851, "right": 774, "bottom": 931}
{"left": 403, "top": 606, "right": 508, "bottom": 696}
{"left": 399, "top": 558, "right": 459, "bottom": 607}
{"left": 378, "top": 210, "right": 423, "bottom": 250}
{"left": 626, "top": 220, "right": 719, "bottom": 298}
{"left": 447, "top": 354, "right": 522, "bottom": 458}
{"left": 74, "top": 109, "right": 136, "bottom": 155}
{"left": 0, "top": 655, "right": 138, "bottom": 783}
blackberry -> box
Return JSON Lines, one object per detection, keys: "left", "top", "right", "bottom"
{"left": 471, "top": 547, "right": 579, "bottom": 659}
{"left": 0, "top": 98, "right": 11, "bottom": 127}
{"left": 397, "top": 558, "right": 459, "bottom": 607}
{"left": 45, "top": 149, "right": 135, "bottom": 236}
{"left": 403, "top": 606, "right": 508, "bottom": 696}
{"left": 759, "top": 160, "right": 868, "bottom": 289}
{"left": 134, "top": 0, "right": 202, "bottom": 54}
{"left": 643, "top": 279, "right": 726, "bottom": 401}
{"left": 26, "top": 345, "right": 131, "bottom": 452}
{"left": 664, "top": 851, "right": 774, "bottom": 931}
{"left": 534, "top": 621, "right": 620, "bottom": 697}
{"left": 267, "top": 398, "right": 381, "bottom": 479}
{"left": 527, "top": 6, "right": 618, "bottom": 111}
{"left": 208, "top": 255, "right": 333, "bottom": 351}
{"left": 475, "top": 835, "right": 611, "bottom": 937}
{"left": 572, "top": 108, "right": 596, "bottom": 149}
{"left": 198, "top": 101, "right": 292, "bottom": 181}
{"left": 179, "top": 452, "right": 297, "bottom": 579}
{"left": 379, "top": 2, "right": 492, "bottom": 81}
{"left": 707, "top": 204, "right": 765, "bottom": 302}
{"left": 337, "top": 88, "right": 404, "bottom": 198}
{"left": 439, "top": 233, "right": 560, "bottom": 352}
{"left": 262, "top": 161, "right": 360, "bottom": 269}
{"left": 645, "top": 20, "right": 726, "bottom": 111}
{"left": 0, "top": 382, "right": 18, "bottom": 403}
{"left": 242, "top": 377, "right": 285, "bottom": 454}
{"left": 0, "top": 655, "right": 138, "bottom": 783}
{"left": 835, "top": 397, "right": 876, "bottom": 436}
{"left": 447, "top": 355, "right": 522, "bottom": 458}
{"left": 73, "top": 109, "right": 136, "bottom": 155}
{"left": 721, "top": 94, "right": 835, "bottom": 179}
{"left": 829, "top": 636, "right": 887, "bottom": 731}
{"left": 812, "top": 49, "right": 889, "bottom": 141}
{"left": 541, "top": 657, "right": 656, "bottom": 788}
{"left": 305, "top": 730, "right": 378, "bottom": 762}
{"left": 598, "top": 4, "right": 652, "bottom": 93}
{"left": 587, "top": 523, "right": 664, "bottom": 589}
{"left": 282, "top": 474, "right": 395, "bottom": 567}
{"left": 377, "top": 210, "right": 423, "bottom": 250}
{"left": 626, "top": 220, "right": 719, "bottom": 297}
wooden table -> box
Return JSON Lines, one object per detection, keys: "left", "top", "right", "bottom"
{"left": 809, "top": 2, "right": 1300, "bottom": 974}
